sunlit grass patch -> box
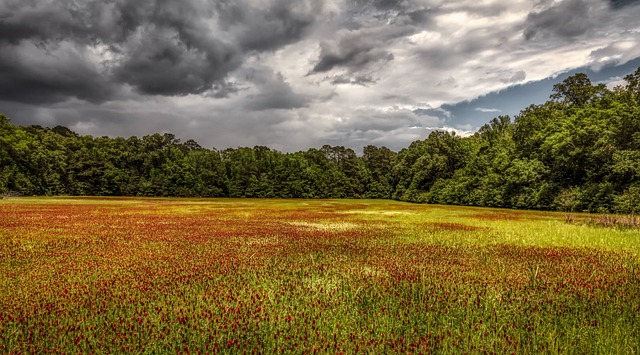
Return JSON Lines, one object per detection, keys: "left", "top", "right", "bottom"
{"left": 341, "top": 210, "right": 416, "bottom": 215}
{"left": 288, "top": 221, "right": 360, "bottom": 232}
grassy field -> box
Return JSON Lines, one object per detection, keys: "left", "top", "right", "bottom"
{"left": 1, "top": 197, "right": 639, "bottom": 354}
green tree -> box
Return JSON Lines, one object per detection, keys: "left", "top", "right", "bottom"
{"left": 550, "top": 73, "right": 607, "bottom": 107}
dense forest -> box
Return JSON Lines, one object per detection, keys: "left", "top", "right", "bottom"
{"left": 2, "top": 68, "right": 640, "bottom": 213}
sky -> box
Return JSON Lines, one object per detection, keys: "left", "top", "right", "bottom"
{"left": 1, "top": 0, "right": 640, "bottom": 153}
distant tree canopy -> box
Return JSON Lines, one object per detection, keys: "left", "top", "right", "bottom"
{"left": 2, "top": 67, "right": 640, "bottom": 213}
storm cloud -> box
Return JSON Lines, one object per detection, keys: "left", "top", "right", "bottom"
{"left": 1, "top": 0, "right": 640, "bottom": 152}
{"left": 0, "top": 0, "right": 323, "bottom": 102}
{"left": 609, "top": 0, "right": 640, "bottom": 9}
{"left": 523, "top": 0, "right": 605, "bottom": 41}
{"left": 242, "top": 68, "right": 310, "bottom": 111}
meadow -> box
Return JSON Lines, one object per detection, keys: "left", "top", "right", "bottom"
{"left": 0, "top": 197, "right": 639, "bottom": 354}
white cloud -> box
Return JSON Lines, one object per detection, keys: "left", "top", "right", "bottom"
{"left": 475, "top": 107, "right": 502, "bottom": 113}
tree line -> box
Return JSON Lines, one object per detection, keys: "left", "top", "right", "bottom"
{"left": 1, "top": 68, "right": 640, "bottom": 213}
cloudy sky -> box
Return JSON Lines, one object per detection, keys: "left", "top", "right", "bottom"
{"left": 1, "top": 0, "right": 640, "bottom": 152}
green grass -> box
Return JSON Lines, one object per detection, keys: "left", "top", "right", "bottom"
{"left": 0, "top": 198, "right": 639, "bottom": 353}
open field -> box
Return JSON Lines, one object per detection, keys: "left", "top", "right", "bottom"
{"left": 1, "top": 198, "right": 639, "bottom": 354}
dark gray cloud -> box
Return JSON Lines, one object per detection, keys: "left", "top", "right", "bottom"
{"left": 309, "top": 0, "right": 436, "bottom": 80}
{"left": 310, "top": 11, "right": 423, "bottom": 82}
{"left": 243, "top": 69, "right": 310, "bottom": 111}
{"left": 0, "top": 0, "right": 322, "bottom": 103}
{"left": 349, "top": 0, "right": 411, "bottom": 12}
{"left": 414, "top": 33, "right": 490, "bottom": 71}
{"left": 220, "top": 1, "right": 321, "bottom": 52}
{"left": 0, "top": 0, "right": 86, "bottom": 45}
{"left": 207, "top": 81, "right": 246, "bottom": 99}
{"left": 523, "top": 0, "right": 602, "bottom": 41}
{"left": 344, "top": 0, "right": 436, "bottom": 28}
{"left": 509, "top": 71, "right": 527, "bottom": 83}
{"left": 609, "top": 0, "right": 640, "bottom": 9}
{"left": 112, "top": 26, "right": 239, "bottom": 96}
{"left": 329, "top": 74, "right": 378, "bottom": 86}
{"left": 0, "top": 42, "right": 116, "bottom": 104}
{"left": 370, "top": 0, "right": 406, "bottom": 10}
{"left": 312, "top": 37, "right": 394, "bottom": 73}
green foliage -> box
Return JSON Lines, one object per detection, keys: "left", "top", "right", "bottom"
{"left": 550, "top": 72, "right": 608, "bottom": 107}
{"left": 614, "top": 184, "right": 640, "bottom": 214}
